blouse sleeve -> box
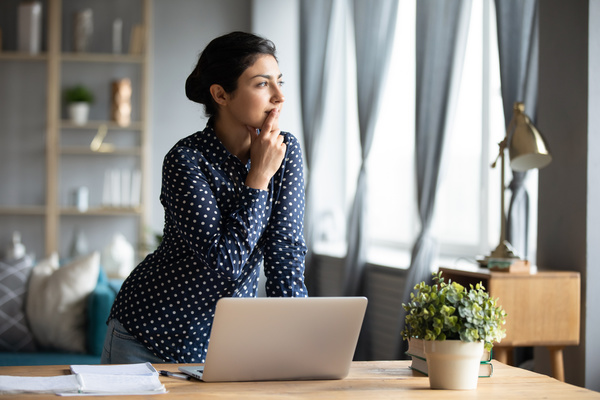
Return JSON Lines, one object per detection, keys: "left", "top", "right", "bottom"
{"left": 160, "top": 146, "right": 270, "bottom": 280}
{"left": 261, "top": 134, "right": 309, "bottom": 297}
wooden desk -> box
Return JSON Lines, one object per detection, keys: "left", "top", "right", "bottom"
{"left": 439, "top": 266, "right": 580, "bottom": 382}
{"left": 1, "top": 361, "right": 598, "bottom": 399}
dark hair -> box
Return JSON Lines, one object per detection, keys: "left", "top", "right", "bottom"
{"left": 185, "top": 31, "right": 277, "bottom": 117}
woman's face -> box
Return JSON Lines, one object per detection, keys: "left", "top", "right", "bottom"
{"left": 225, "top": 54, "right": 285, "bottom": 130}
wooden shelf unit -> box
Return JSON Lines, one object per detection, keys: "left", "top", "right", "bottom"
{"left": 0, "top": 0, "right": 152, "bottom": 259}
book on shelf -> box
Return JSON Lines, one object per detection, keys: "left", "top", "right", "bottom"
{"left": 102, "top": 168, "right": 141, "bottom": 208}
{"left": 406, "top": 338, "right": 493, "bottom": 378}
{"left": 129, "top": 24, "right": 145, "bottom": 55}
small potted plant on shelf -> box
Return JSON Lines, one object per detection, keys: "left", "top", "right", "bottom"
{"left": 64, "top": 84, "right": 94, "bottom": 126}
{"left": 401, "top": 271, "right": 507, "bottom": 390}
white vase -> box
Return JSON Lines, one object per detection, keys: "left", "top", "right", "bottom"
{"left": 69, "top": 228, "right": 89, "bottom": 259}
{"left": 424, "top": 340, "right": 484, "bottom": 390}
{"left": 18, "top": 2, "right": 42, "bottom": 54}
{"left": 68, "top": 102, "right": 90, "bottom": 125}
{"left": 5, "top": 231, "right": 26, "bottom": 260}
{"left": 101, "top": 233, "right": 135, "bottom": 279}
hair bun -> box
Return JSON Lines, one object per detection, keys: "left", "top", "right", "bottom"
{"left": 185, "top": 73, "right": 204, "bottom": 104}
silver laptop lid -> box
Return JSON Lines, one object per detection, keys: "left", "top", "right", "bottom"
{"left": 181, "top": 296, "right": 367, "bottom": 382}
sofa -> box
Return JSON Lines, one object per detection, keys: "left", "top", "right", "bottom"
{"left": 0, "top": 252, "right": 123, "bottom": 366}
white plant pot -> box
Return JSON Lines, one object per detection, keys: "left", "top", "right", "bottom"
{"left": 68, "top": 102, "right": 90, "bottom": 125}
{"left": 424, "top": 340, "right": 484, "bottom": 390}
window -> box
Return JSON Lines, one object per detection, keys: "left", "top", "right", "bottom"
{"left": 313, "top": 0, "right": 539, "bottom": 268}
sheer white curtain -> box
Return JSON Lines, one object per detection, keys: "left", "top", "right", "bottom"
{"left": 398, "top": 0, "right": 473, "bottom": 358}
{"left": 299, "top": 0, "right": 335, "bottom": 293}
{"left": 342, "top": 0, "right": 398, "bottom": 298}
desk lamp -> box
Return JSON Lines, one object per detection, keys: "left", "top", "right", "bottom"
{"left": 484, "top": 102, "right": 552, "bottom": 265}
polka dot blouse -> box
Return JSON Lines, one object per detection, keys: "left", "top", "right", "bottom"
{"left": 108, "top": 121, "right": 308, "bottom": 363}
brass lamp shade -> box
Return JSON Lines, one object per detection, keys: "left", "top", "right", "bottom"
{"left": 508, "top": 102, "right": 552, "bottom": 172}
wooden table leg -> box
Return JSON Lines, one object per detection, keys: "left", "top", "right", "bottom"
{"left": 494, "top": 347, "right": 511, "bottom": 364}
{"left": 548, "top": 346, "right": 565, "bottom": 382}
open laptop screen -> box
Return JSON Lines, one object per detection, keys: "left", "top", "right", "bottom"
{"left": 179, "top": 296, "right": 368, "bottom": 382}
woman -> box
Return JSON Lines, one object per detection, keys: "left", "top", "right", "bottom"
{"left": 102, "top": 32, "right": 308, "bottom": 364}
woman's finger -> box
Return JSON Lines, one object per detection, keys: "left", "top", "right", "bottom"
{"left": 259, "top": 108, "right": 279, "bottom": 137}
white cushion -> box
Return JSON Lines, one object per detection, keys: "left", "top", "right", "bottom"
{"left": 26, "top": 252, "right": 100, "bottom": 353}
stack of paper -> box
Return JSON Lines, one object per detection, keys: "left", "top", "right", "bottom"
{"left": 0, "top": 363, "right": 166, "bottom": 396}
{"left": 0, "top": 375, "right": 80, "bottom": 394}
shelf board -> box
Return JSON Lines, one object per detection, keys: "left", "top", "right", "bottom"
{"left": 60, "top": 120, "right": 143, "bottom": 131}
{"left": 60, "top": 52, "right": 144, "bottom": 63}
{"left": 60, "top": 146, "right": 141, "bottom": 156}
{"left": 0, "top": 206, "right": 46, "bottom": 215}
{"left": 60, "top": 206, "right": 142, "bottom": 216}
{"left": 0, "top": 52, "right": 48, "bottom": 61}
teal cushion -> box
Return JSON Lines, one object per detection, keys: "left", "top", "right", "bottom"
{"left": 0, "top": 352, "right": 100, "bottom": 366}
{"left": 86, "top": 276, "right": 121, "bottom": 356}
{"left": 97, "top": 267, "right": 109, "bottom": 285}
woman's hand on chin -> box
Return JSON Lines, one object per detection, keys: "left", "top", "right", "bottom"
{"left": 245, "top": 109, "right": 286, "bottom": 191}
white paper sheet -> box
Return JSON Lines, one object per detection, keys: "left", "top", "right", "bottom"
{"left": 70, "top": 362, "right": 157, "bottom": 375}
{"left": 0, "top": 375, "right": 80, "bottom": 394}
{"left": 1, "top": 363, "right": 166, "bottom": 396}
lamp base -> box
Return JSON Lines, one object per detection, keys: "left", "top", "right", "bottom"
{"left": 487, "top": 258, "right": 531, "bottom": 273}
{"left": 476, "top": 240, "right": 520, "bottom": 267}
{"left": 487, "top": 240, "right": 520, "bottom": 260}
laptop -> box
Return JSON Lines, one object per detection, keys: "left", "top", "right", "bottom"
{"left": 179, "top": 296, "right": 367, "bottom": 382}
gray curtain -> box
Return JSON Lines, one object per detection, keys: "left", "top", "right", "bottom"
{"left": 398, "top": 0, "right": 472, "bottom": 359}
{"left": 342, "top": 0, "right": 398, "bottom": 297}
{"left": 299, "top": 0, "right": 335, "bottom": 294}
{"left": 495, "top": 0, "right": 539, "bottom": 260}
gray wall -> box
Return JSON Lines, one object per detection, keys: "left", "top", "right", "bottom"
{"left": 537, "top": 0, "right": 599, "bottom": 390}
{"left": 587, "top": 0, "right": 600, "bottom": 388}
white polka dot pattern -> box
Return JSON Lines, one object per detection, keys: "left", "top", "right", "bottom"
{"left": 108, "top": 122, "right": 308, "bottom": 363}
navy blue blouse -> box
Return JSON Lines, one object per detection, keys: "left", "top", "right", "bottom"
{"left": 108, "top": 121, "right": 308, "bottom": 363}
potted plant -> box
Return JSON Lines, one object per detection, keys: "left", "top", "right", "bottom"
{"left": 401, "top": 271, "right": 507, "bottom": 390}
{"left": 65, "top": 84, "right": 94, "bottom": 125}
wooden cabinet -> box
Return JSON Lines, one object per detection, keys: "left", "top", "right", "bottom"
{"left": 439, "top": 266, "right": 580, "bottom": 382}
{"left": 0, "top": 0, "right": 151, "bottom": 260}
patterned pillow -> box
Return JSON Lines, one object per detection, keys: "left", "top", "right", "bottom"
{"left": 0, "top": 255, "right": 37, "bottom": 352}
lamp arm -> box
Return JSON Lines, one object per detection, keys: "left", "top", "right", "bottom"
{"left": 491, "top": 115, "right": 516, "bottom": 169}
{"left": 487, "top": 114, "right": 519, "bottom": 261}
{"left": 491, "top": 138, "right": 507, "bottom": 169}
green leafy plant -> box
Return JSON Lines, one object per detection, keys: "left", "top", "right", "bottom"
{"left": 64, "top": 84, "right": 94, "bottom": 104}
{"left": 401, "top": 271, "right": 507, "bottom": 352}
